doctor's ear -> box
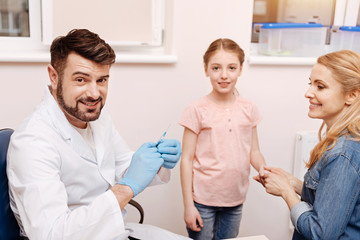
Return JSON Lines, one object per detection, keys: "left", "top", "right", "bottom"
{"left": 345, "top": 89, "right": 360, "bottom": 106}
{"left": 47, "top": 64, "right": 59, "bottom": 90}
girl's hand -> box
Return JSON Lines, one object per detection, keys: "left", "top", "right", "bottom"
{"left": 184, "top": 205, "right": 203, "bottom": 232}
{"left": 259, "top": 164, "right": 265, "bottom": 176}
{"left": 252, "top": 164, "right": 266, "bottom": 187}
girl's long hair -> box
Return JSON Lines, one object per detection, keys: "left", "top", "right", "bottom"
{"left": 203, "top": 38, "right": 244, "bottom": 68}
{"left": 307, "top": 50, "right": 360, "bottom": 168}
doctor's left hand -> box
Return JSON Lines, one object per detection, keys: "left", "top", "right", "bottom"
{"left": 118, "top": 142, "right": 164, "bottom": 197}
{"left": 156, "top": 139, "right": 182, "bottom": 169}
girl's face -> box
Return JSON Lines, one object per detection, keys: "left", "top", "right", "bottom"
{"left": 205, "top": 49, "right": 242, "bottom": 96}
{"left": 305, "top": 63, "right": 350, "bottom": 128}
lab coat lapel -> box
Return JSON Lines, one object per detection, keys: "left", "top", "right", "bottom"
{"left": 70, "top": 131, "right": 97, "bottom": 164}
{"left": 90, "top": 120, "right": 105, "bottom": 166}
{"left": 90, "top": 119, "right": 114, "bottom": 185}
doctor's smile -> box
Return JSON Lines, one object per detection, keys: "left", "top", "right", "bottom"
{"left": 79, "top": 97, "right": 102, "bottom": 110}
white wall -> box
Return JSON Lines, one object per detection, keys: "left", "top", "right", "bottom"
{"left": 0, "top": 1, "right": 323, "bottom": 239}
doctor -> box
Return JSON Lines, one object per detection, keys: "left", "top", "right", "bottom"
{"left": 7, "top": 29, "right": 188, "bottom": 240}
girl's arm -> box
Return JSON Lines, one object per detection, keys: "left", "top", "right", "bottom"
{"left": 250, "top": 127, "right": 266, "bottom": 175}
{"left": 180, "top": 127, "right": 203, "bottom": 231}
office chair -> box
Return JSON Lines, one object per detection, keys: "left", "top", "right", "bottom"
{"left": 0, "top": 128, "right": 23, "bottom": 240}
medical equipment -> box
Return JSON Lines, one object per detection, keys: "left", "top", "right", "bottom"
{"left": 158, "top": 131, "right": 167, "bottom": 142}
{"left": 158, "top": 124, "right": 171, "bottom": 143}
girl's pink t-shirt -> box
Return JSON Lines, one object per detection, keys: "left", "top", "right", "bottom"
{"left": 179, "top": 96, "right": 262, "bottom": 207}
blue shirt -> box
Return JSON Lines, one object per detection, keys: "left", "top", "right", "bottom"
{"left": 291, "top": 135, "right": 360, "bottom": 240}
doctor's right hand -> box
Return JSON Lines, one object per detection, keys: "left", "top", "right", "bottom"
{"left": 118, "top": 142, "right": 164, "bottom": 197}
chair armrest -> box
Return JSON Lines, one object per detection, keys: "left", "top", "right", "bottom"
{"left": 128, "top": 199, "right": 144, "bottom": 224}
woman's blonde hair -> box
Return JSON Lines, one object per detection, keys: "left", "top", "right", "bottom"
{"left": 307, "top": 50, "right": 360, "bottom": 168}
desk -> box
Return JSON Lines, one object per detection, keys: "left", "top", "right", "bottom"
{"left": 225, "top": 235, "right": 269, "bottom": 240}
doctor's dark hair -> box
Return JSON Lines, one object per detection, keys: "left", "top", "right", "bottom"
{"left": 203, "top": 38, "right": 245, "bottom": 68}
{"left": 50, "top": 29, "right": 116, "bottom": 76}
{"left": 307, "top": 50, "right": 360, "bottom": 168}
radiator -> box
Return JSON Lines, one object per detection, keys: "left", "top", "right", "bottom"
{"left": 293, "top": 130, "right": 318, "bottom": 180}
{"left": 288, "top": 130, "right": 319, "bottom": 230}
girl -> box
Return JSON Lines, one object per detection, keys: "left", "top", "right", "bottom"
{"left": 260, "top": 50, "right": 360, "bottom": 239}
{"left": 179, "top": 38, "right": 266, "bottom": 240}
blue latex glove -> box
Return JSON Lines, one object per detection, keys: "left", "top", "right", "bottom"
{"left": 118, "top": 142, "right": 164, "bottom": 197}
{"left": 156, "top": 139, "right": 182, "bottom": 169}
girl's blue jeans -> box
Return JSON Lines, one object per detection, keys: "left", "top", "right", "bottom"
{"left": 187, "top": 202, "right": 243, "bottom": 240}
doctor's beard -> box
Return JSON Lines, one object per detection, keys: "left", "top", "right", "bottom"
{"left": 56, "top": 80, "right": 104, "bottom": 123}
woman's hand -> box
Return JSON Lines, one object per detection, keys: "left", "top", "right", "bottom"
{"left": 262, "top": 166, "right": 301, "bottom": 210}
{"left": 263, "top": 167, "right": 293, "bottom": 197}
{"left": 264, "top": 166, "right": 303, "bottom": 195}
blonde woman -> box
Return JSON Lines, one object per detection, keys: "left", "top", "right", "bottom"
{"left": 259, "top": 50, "right": 360, "bottom": 239}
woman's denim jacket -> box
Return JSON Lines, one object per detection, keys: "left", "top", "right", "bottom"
{"left": 291, "top": 135, "right": 360, "bottom": 240}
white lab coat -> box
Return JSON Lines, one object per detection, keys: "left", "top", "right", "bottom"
{"left": 6, "top": 88, "right": 172, "bottom": 240}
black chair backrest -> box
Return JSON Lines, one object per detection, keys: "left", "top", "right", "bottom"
{"left": 0, "top": 129, "right": 22, "bottom": 240}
